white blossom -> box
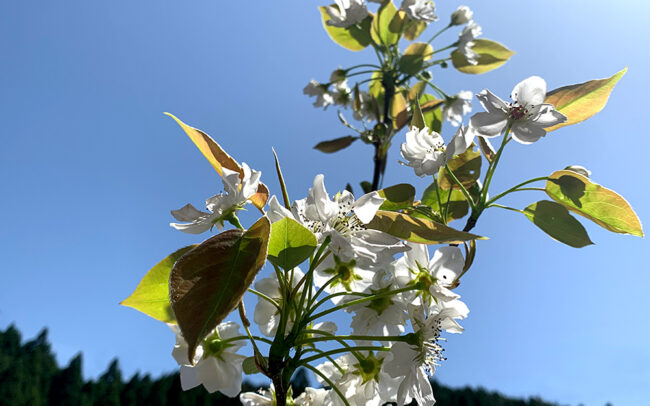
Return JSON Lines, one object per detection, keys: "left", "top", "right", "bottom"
{"left": 565, "top": 165, "right": 592, "bottom": 178}
{"left": 443, "top": 91, "right": 473, "bottom": 127}
{"left": 325, "top": 0, "right": 368, "bottom": 28}
{"left": 316, "top": 352, "right": 401, "bottom": 406}
{"left": 170, "top": 322, "right": 246, "bottom": 397}
{"left": 400, "top": 125, "right": 475, "bottom": 177}
{"left": 469, "top": 76, "right": 568, "bottom": 144}
{"left": 402, "top": 0, "right": 438, "bottom": 23}
{"left": 295, "top": 387, "right": 329, "bottom": 406}
{"left": 253, "top": 268, "right": 306, "bottom": 337}
{"left": 170, "top": 163, "right": 260, "bottom": 234}
{"left": 450, "top": 6, "right": 473, "bottom": 26}
{"left": 456, "top": 21, "right": 482, "bottom": 65}
{"left": 304, "top": 80, "right": 335, "bottom": 109}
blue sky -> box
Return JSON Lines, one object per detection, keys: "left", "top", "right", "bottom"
{"left": 1, "top": 1, "right": 649, "bottom": 405}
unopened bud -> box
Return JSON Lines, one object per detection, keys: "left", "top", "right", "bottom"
{"left": 450, "top": 6, "right": 473, "bottom": 26}
{"left": 565, "top": 165, "right": 592, "bottom": 178}
{"left": 330, "top": 68, "right": 347, "bottom": 84}
{"left": 421, "top": 70, "right": 433, "bottom": 80}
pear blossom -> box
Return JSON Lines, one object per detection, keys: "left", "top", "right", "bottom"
{"left": 295, "top": 387, "right": 329, "bottom": 406}
{"left": 170, "top": 163, "right": 261, "bottom": 234}
{"left": 400, "top": 125, "right": 475, "bottom": 177}
{"left": 456, "top": 20, "right": 481, "bottom": 65}
{"left": 253, "top": 268, "right": 306, "bottom": 337}
{"left": 351, "top": 90, "right": 378, "bottom": 122}
{"left": 443, "top": 91, "right": 473, "bottom": 127}
{"left": 402, "top": 0, "right": 438, "bottom": 23}
{"left": 316, "top": 352, "right": 401, "bottom": 406}
{"left": 348, "top": 268, "right": 408, "bottom": 336}
{"left": 469, "top": 76, "right": 568, "bottom": 144}
{"left": 325, "top": 0, "right": 368, "bottom": 28}
{"left": 170, "top": 322, "right": 246, "bottom": 397}
{"left": 304, "top": 80, "right": 334, "bottom": 109}
{"left": 450, "top": 6, "right": 473, "bottom": 26}
{"left": 332, "top": 79, "right": 352, "bottom": 107}
{"left": 393, "top": 243, "right": 466, "bottom": 306}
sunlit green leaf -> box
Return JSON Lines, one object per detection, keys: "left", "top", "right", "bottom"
{"left": 421, "top": 183, "right": 480, "bottom": 222}
{"left": 544, "top": 68, "right": 627, "bottom": 132}
{"left": 378, "top": 183, "right": 416, "bottom": 211}
{"left": 169, "top": 217, "right": 271, "bottom": 361}
{"left": 523, "top": 200, "right": 593, "bottom": 248}
{"left": 370, "top": 1, "right": 405, "bottom": 47}
{"left": 121, "top": 245, "right": 196, "bottom": 323}
{"left": 403, "top": 20, "right": 427, "bottom": 41}
{"left": 391, "top": 92, "right": 409, "bottom": 129}
{"left": 410, "top": 98, "right": 426, "bottom": 130}
{"left": 398, "top": 42, "right": 434, "bottom": 75}
{"left": 268, "top": 217, "right": 318, "bottom": 271}
{"left": 437, "top": 147, "right": 481, "bottom": 190}
{"left": 318, "top": 7, "right": 372, "bottom": 51}
{"left": 545, "top": 170, "right": 643, "bottom": 237}
{"left": 419, "top": 94, "right": 443, "bottom": 133}
{"left": 451, "top": 39, "right": 514, "bottom": 74}
{"left": 367, "top": 210, "right": 486, "bottom": 244}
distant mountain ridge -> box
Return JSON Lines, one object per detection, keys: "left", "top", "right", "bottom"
{"left": 0, "top": 325, "right": 569, "bottom": 406}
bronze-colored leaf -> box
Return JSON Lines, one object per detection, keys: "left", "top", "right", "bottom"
{"left": 170, "top": 216, "right": 271, "bottom": 362}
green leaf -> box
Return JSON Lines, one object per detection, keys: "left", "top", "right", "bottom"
{"left": 268, "top": 217, "right": 318, "bottom": 271}
{"left": 314, "top": 136, "right": 358, "bottom": 153}
{"left": 165, "top": 113, "right": 269, "bottom": 210}
{"left": 378, "top": 183, "right": 416, "bottom": 211}
{"left": 410, "top": 98, "right": 426, "bottom": 131}
{"left": 421, "top": 183, "right": 480, "bottom": 222}
{"left": 318, "top": 7, "right": 372, "bottom": 51}
{"left": 523, "top": 200, "right": 594, "bottom": 248}
{"left": 398, "top": 42, "right": 434, "bottom": 75}
{"left": 403, "top": 20, "right": 427, "bottom": 41}
{"left": 407, "top": 81, "right": 426, "bottom": 102}
{"left": 366, "top": 210, "right": 486, "bottom": 244}
{"left": 419, "top": 94, "right": 443, "bottom": 133}
{"left": 370, "top": 1, "right": 405, "bottom": 47}
{"left": 544, "top": 68, "right": 627, "bottom": 132}
{"left": 360, "top": 181, "right": 373, "bottom": 194}
{"left": 242, "top": 356, "right": 267, "bottom": 375}
{"left": 451, "top": 39, "right": 514, "bottom": 74}
{"left": 545, "top": 170, "right": 643, "bottom": 237}
{"left": 121, "top": 245, "right": 196, "bottom": 323}
{"left": 170, "top": 217, "right": 271, "bottom": 362}
{"left": 437, "top": 147, "right": 481, "bottom": 190}
{"left": 391, "top": 92, "right": 409, "bottom": 129}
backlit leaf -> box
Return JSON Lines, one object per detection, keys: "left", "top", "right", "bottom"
{"left": 120, "top": 245, "right": 196, "bottom": 323}
{"left": 437, "top": 147, "right": 481, "bottom": 190}
{"left": 451, "top": 39, "right": 514, "bottom": 74}
{"left": 398, "top": 42, "right": 434, "bottom": 75}
{"left": 544, "top": 68, "right": 627, "bottom": 132}
{"left": 403, "top": 20, "right": 427, "bottom": 41}
{"left": 371, "top": 1, "right": 404, "bottom": 47}
{"left": 523, "top": 200, "right": 593, "bottom": 248}
{"left": 367, "top": 210, "right": 486, "bottom": 244}
{"left": 268, "top": 217, "right": 318, "bottom": 271}
{"left": 545, "top": 170, "right": 643, "bottom": 237}
{"left": 165, "top": 113, "right": 269, "bottom": 210}
{"left": 169, "top": 216, "right": 271, "bottom": 361}
{"left": 318, "top": 7, "right": 372, "bottom": 51}
{"left": 378, "top": 183, "right": 416, "bottom": 211}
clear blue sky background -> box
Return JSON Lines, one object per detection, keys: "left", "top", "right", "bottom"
{"left": 1, "top": 1, "right": 649, "bottom": 405}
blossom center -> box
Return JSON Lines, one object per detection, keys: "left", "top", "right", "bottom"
{"left": 324, "top": 256, "right": 362, "bottom": 291}
{"left": 354, "top": 353, "right": 384, "bottom": 384}
{"left": 508, "top": 101, "right": 529, "bottom": 121}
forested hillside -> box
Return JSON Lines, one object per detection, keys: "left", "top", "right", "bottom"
{"left": 0, "top": 325, "right": 567, "bottom": 406}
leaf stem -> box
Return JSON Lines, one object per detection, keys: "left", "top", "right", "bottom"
{"left": 486, "top": 177, "right": 548, "bottom": 206}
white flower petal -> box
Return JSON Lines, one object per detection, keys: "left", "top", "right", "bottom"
{"left": 511, "top": 76, "right": 546, "bottom": 106}
{"left": 469, "top": 112, "right": 508, "bottom": 137}
{"left": 446, "top": 125, "right": 475, "bottom": 160}
{"left": 267, "top": 195, "right": 294, "bottom": 223}
{"left": 531, "top": 105, "right": 568, "bottom": 127}
{"left": 476, "top": 89, "right": 507, "bottom": 114}
{"left": 510, "top": 121, "right": 547, "bottom": 144}
{"left": 179, "top": 366, "right": 201, "bottom": 391}
{"left": 353, "top": 191, "right": 384, "bottom": 224}
{"left": 170, "top": 203, "right": 209, "bottom": 222}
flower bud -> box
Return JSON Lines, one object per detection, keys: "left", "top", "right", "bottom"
{"left": 330, "top": 68, "right": 347, "bottom": 84}
{"left": 450, "top": 6, "right": 473, "bottom": 26}
{"left": 421, "top": 70, "right": 433, "bottom": 80}
{"left": 565, "top": 165, "right": 592, "bottom": 178}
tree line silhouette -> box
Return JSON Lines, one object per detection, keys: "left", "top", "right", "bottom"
{"left": 0, "top": 325, "right": 572, "bottom": 406}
